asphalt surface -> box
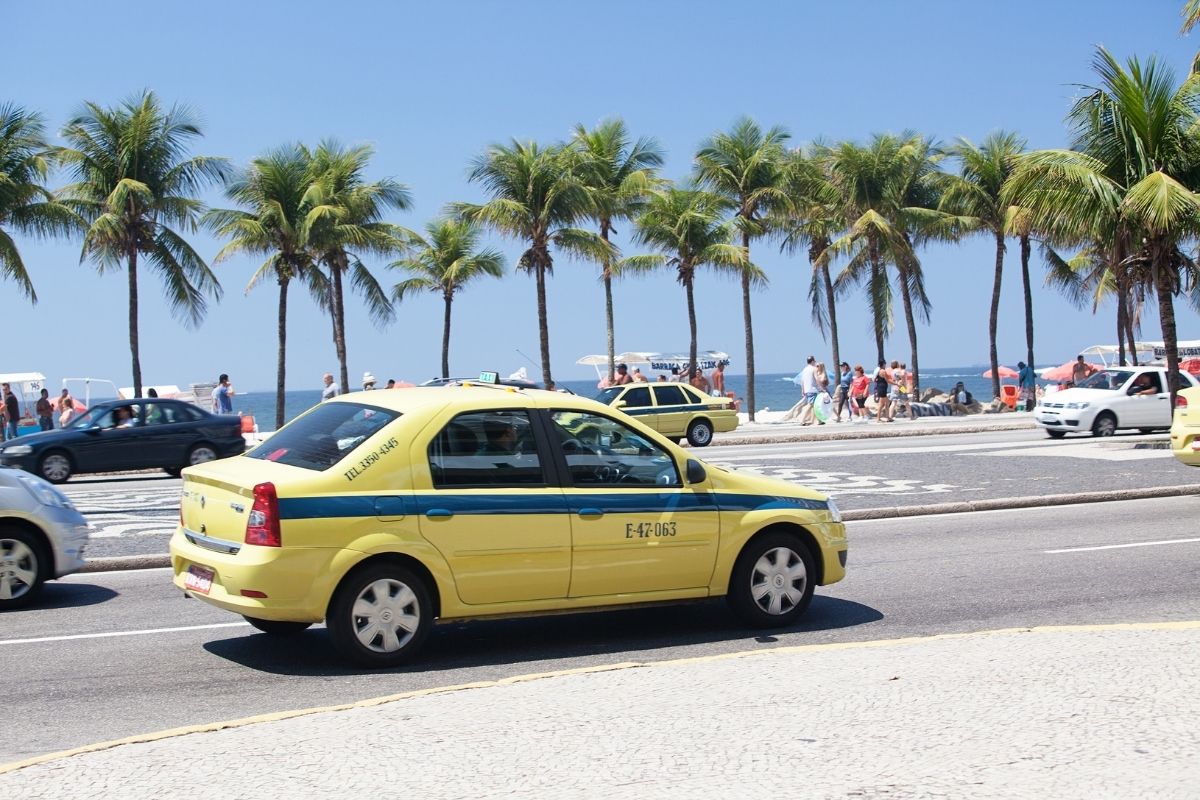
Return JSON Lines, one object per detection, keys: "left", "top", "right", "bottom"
{"left": 6, "top": 494, "right": 1199, "bottom": 764}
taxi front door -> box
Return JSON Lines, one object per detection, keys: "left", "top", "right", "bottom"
{"left": 415, "top": 410, "right": 571, "bottom": 605}
{"left": 549, "top": 410, "right": 720, "bottom": 598}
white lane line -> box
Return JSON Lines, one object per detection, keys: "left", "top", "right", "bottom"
{"left": 0, "top": 621, "right": 249, "bottom": 645}
{"left": 1046, "top": 537, "right": 1200, "bottom": 554}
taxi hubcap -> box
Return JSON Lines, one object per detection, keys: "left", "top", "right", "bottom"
{"left": 0, "top": 539, "right": 37, "bottom": 600}
{"left": 351, "top": 578, "right": 420, "bottom": 653}
{"left": 750, "top": 546, "right": 806, "bottom": 616}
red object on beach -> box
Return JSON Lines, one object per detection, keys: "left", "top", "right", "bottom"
{"left": 1180, "top": 358, "right": 1200, "bottom": 375}
{"left": 1040, "top": 360, "right": 1103, "bottom": 381}
{"left": 981, "top": 366, "right": 1019, "bottom": 379}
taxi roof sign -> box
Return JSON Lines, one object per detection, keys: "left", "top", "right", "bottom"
{"left": 478, "top": 370, "right": 500, "bottom": 384}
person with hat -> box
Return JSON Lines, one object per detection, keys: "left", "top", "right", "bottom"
{"left": 1017, "top": 360, "right": 1036, "bottom": 411}
{"left": 362, "top": 372, "right": 377, "bottom": 390}
{"left": 833, "top": 362, "right": 853, "bottom": 422}
{"left": 613, "top": 363, "right": 633, "bottom": 385}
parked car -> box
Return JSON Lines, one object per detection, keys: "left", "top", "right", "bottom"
{"left": 0, "top": 398, "right": 246, "bottom": 483}
{"left": 170, "top": 385, "right": 846, "bottom": 666}
{"left": 1170, "top": 385, "right": 1200, "bottom": 467}
{"left": 0, "top": 466, "right": 89, "bottom": 609}
{"left": 1034, "top": 367, "right": 1199, "bottom": 438}
{"left": 594, "top": 382, "right": 738, "bottom": 446}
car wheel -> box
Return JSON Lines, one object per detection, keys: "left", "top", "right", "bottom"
{"left": 0, "top": 527, "right": 47, "bottom": 610}
{"left": 37, "top": 451, "right": 72, "bottom": 484}
{"left": 243, "top": 616, "right": 312, "bottom": 635}
{"left": 163, "top": 467, "right": 182, "bottom": 478}
{"left": 1046, "top": 430, "right": 1067, "bottom": 439}
{"left": 686, "top": 419, "right": 714, "bottom": 447}
{"left": 727, "top": 532, "right": 816, "bottom": 628}
{"left": 1091, "top": 412, "right": 1117, "bottom": 437}
{"left": 327, "top": 562, "right": 432, "bottom": 667}
{"left": 187, "top": 444, "right": 218, "bottom": 467}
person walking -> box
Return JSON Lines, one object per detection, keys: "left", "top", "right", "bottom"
{"left": 57, "top": 388, "right": 76, "bottom": 428}
{"left": 796, "top": 356, "right": 818, "bottom": 425}
{"left": 833, "top": 362, "right": 852, "bottom": 422}
{"left": 850, "top": 365, "right": 870, "bottom": 423}
{"left": 711, "top": 361, "right": 727, "bottom": 397}
{"left": 1017, "top": 361, "right": 1036, "bottom": 411}
{"left": 872, "top": 359, "right": 893, "bottom": 422}
{"left": 3, "top": 383, "right": 20, "bottom": 439}
{"left": 1070, "top": 355, "right": 1095, "bottom": 386}
{"left": 321, "top": 372, "right": 340, "bottom": 401}
{"left": 35, "top": 388, "right": 52, "bottom": 431}
{"left": 814, "top": 362, "right": 831, "bottom": 425}
{"left": 211, "top": 374, "right": 234, "bottom": 414}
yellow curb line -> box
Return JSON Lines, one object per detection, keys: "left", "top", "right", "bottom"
{"left": 4, "top": 620, "right": 1197, "bottom": 775}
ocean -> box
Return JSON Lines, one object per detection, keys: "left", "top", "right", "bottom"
{"left": 178, "top": 367, "right": 1006, "bottom": 429}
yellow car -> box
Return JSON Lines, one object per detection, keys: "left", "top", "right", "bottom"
{"left": 170, "top": 382, "right": 846, "bottom": 666}
{"left": 594, "top": 382, "right": 738, "bottom": 446}
{"left": 1170, "top": 386, "right": 1200, "bottom": 466}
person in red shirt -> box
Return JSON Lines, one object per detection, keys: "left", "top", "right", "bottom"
{"left": 849, "top": 365, "right": 871, "bottom": 423}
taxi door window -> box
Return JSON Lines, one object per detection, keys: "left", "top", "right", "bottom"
{"left": 652, "top": 385, "right": 687, "bottom": 407}
{"left": 622, "top": 387, "right": 653, "bottom": 408}
{"left": 680, "top": 385, "right": 708, "bottom": 403}
{"left": 549, "top": 411, "right": 680, "bottom": 487}
{"left": 429, "top": 410, "right": 546, "bottom": 488}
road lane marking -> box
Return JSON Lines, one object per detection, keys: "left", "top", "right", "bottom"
{"left": 0, "top": 621, "right": 249, "bottom": 646}
{"left": 1045, "top": 537, "right": 1200, "bottom": 554}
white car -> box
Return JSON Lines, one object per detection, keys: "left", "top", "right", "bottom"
{"left": 1035, "top": 367, "right": 1199, "bottom": 438}
{"left": 0, "top": 466, "right": 90, "bottom": 609}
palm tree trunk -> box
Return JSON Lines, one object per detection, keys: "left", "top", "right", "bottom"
{"left": 741, "top": 232, "right": 756, "bottom": 422}
{"left": 897, "top": 260, "right": 920, "bottom": 399}
{"left": 1115, "top": 275, "right": 1128, "bottom": 366}
{"left": 128, "top": 246, "right": 142, "bottom": 398}
{"left": 1020, "top": 233, "right": 1034, "bottom": 373}
{"left": 602, "top": 224, "right": 615, "bottom": 385}
{"left": 275, "top": 275, "right": 289, "bottom": 431}
{"left": 442, "top": 292, "right": 453, "bottom": 380}
{"left": 331, "top": 259, "right": 349, "bottom": 396}
{"left": 869, "top": 239, "right": 885, "bottom": 363}
{"left": 685, "top": 268, "right": 698, "bottom": 380}
{"left": 820, "top": 257, "right": 840, "bottom": 373}
{"left": 1153, "top": 249, "right": 1181, "bottom": 405}
{"left": 535, "top": 260, "right": 553, "bottom": 387}
{"left": 988, "top": 233, "right": 1005, "bottom": 400}
{"left": 1125, "top": 301, "right": 1139, "bottom": 366}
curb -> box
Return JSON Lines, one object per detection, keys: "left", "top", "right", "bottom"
{"left": 78, "top": 483, "right": 1200, "bottom": 573}
{"left": 709, "top": 418, "right": 1036, "bottom": 447}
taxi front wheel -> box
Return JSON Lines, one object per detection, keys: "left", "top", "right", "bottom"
{"left": 327, "top": 563, "right": 433, "bottom": 667}
{"left": 727, "top": 533, "right": 815, "bottom": 628}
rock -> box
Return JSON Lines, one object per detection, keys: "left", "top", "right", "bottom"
{"left": 920, "top": 387, "right": 944, "bottom": 403}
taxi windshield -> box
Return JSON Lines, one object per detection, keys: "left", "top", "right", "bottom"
{"left": 246, "top": 402, "right": 400, "bottom": 470}
{"left": 1076, "top": 370, "right": 1133, "bottom": 391}
{"left": 594, "top": 387, "right": 623, "bottom": 404}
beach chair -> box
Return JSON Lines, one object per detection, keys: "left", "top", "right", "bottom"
{"left": 1000, "top": 384, "right": 1019, "bottom": 410}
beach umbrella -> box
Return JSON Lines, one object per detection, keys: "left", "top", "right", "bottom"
{"left": 1180, "top": 358, "right": 1200, "bottom": 375}
{"left": 1039, "top": 360, "right": 1102, "bottom": 382}
{"left": 981, "top": 366, "right": 1019, "bottom": 379}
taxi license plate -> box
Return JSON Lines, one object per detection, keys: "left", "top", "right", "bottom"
{"left": 185, "top": 564, "right": 214, "bottom": 595}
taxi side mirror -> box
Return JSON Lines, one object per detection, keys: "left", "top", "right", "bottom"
{"left": 685, "top": 458, "right": 706, "bottom": 484}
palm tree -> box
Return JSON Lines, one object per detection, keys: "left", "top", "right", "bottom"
{"left": 823, "top": 133, "right": 946, "bottom": 397}
{"left": 205, "top": 144, "right": 316, "bottom": 429}
{"left": 571, "top": 119, "right": 664, "bottom": 384}
{"left": 392, "top": 218, "right": 505, "bottom": 378}
{"left": 57, "top": 91, "right": 228, "bottom": 398}
{"left": 623, "top": 187, "right": 752, "bottom": 376}
{"left": 777, "top": 147, "right": 845, "bottom": 371}
{"left": 304, "top": 141, "right": 414, "bottom": 394}
{"left": 694, "top": 118, "right": 790, "bottom": 421}
{"left": 941, "top": 131, "right": 1029, "bottom": 400}
{"left": 0, "top": 104, "right": 78, "bottom": 301}
{"left": 453, "top": 140, "right": 610, "bottom": 387}
{"left": 1005, "top": 48, "right": 1200, "bottom": 403}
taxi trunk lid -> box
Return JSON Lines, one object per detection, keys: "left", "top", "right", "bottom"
{"left": 180, "top": 459, "right": 303, "bottom": 549}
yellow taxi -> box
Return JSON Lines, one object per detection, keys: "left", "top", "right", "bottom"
{"left": 594, "top": 382, "right": 738, "bottom": 446}
{"left": 170, "top": 377, "right": 846, "bottom": 667}
{"left": 1170, "top": 386, "right": 1200, "bottom": 466}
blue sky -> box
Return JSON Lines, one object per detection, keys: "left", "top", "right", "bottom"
{"left": 5, "top": 0, "right": 1200, "bottom": 392}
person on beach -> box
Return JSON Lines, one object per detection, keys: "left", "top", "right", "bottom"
{"left": 872, "top": 359, "right": 892, "bottom": 422}
{"left": 891, "top": 361, "right": 910, "bottom": 420}
{"left": 35, "top": 388, "right": 52, "bottom": 431}
{"left": 813, "top": 362, "right": 831, "bottom": 425}
{"left": 850, "top": 365, "right": 870, "bottom": 422}
{"left": 795, "top": 355, "right": 817, "bottom": 425}
{"left": 833, "top": 362, "right": 852, "bottom": 422}
{"left": 1018, "top": 361, "right": 1036, "bottom": 411}
{"left": 211, "top": 374, "right": 234, "bottom": 414}
{"left": 386, "top": 379, "right": 396, "bottom": 389}
{"left": 690, "top": 366, "right": 711, "bottom": 394}
{"left": 362, "top": 372, "right": 377, "bottom": 390}
{"left": 656, "top": 374, "right": 667, "bottom": 382}
{"left": 631, "top": 367, "right": 648, "bottom": 383}
{"left": 1071, "top": 356, "right": 1095, "bottom": 385}
{"left": 3, "top": 384, "right": 19, "bottom": 439}
{"left": 322, "top": 372, "right": 339, "bottom": 401}
{"left": 711, "top": 362, "right": 726, "bottom": 397}
{"left": 57, "top": 388, "right": 76, "bottom": 428}
{"left": 613, "top": 363, "right": 633, "bottom": 386}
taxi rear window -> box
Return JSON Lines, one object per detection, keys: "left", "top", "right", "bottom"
{"left": 246, "top": 402, "right": 400, "bottom": 471}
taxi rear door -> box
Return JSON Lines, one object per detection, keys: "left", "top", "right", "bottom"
{"left": 415, "top": 409, "right": 571, "bottom": 605}
{"left": 649, "top": 384, "right": 691, "bottom": 439}
{"left": 546, "top": 409, "right": 719, "bottom": 598}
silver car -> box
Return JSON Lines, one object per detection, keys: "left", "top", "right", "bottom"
{"left": 0, "top": 466, "right": 90, "bottom": 609}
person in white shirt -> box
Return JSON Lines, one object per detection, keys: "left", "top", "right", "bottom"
{"left": 796, "top": 356, "right": 817, "bottom": 425}
{"left": 321, "top": 372, "right": 340, "bottom": 401}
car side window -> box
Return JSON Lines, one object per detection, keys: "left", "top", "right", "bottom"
{"left": 681, "top": 385, "right": 708, "bottom": 403}
{"left": 428, "top": 410, "right": 545, "bottom": 488}
{"left": 549, "top": 410, "right": 680, "bottom": 487}
{"left": 652, "top": 385, "right": 687, "bottom": 407}
{"left": 622, "top": 386, "right": 653, "bottom": 408}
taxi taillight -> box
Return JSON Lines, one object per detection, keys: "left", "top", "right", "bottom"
{"left": 245, "top": 482, "right": 281, "bottom": 547}
{"left": 1177, "top": 395, "right": 1189, "bottom": 410}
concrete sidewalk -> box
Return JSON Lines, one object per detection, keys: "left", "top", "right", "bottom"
{"left": 712, "top": 409, "right": 1037, "bottom": 446}
{"left": 4, "top": 622, "right": 1197, "bottom": 798}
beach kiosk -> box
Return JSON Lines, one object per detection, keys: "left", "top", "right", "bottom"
{"left": 0, "top": 372, "right": 49, "bottom": 434}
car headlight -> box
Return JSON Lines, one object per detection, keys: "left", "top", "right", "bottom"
{"left": 3, "top": 445, "right": 33, "bottom": 456}
{"left": 1066, "top": 402, "right": 1090, "bottom": 410}
{"left": 825, "top": 496, "right": 842, "bottom": 523}
{"left": 17, "top": 474, "right": 74, "bottom": 509}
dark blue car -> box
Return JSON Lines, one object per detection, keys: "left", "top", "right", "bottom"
{"left": 0, "top": 398, "right": 245, "bottom": 483}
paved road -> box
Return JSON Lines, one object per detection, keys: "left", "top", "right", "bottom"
{"left": 6, "top": 495, "right": 1199, "bottom": 764}
{"left": 62, "top": 429, "right": 1197, "bottom": 559}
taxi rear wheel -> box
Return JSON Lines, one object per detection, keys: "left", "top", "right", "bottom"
{"left": 327, "top": 563, "right": 432, "bottom": 667}
{"left": 727, "top": 532, "right": 815, "bottom": 628}
{"left": 686, "top": 419, "right": 714, "bottom": 447}
{"left": 243, "top": 616, "right": 312, "bottom": 635}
